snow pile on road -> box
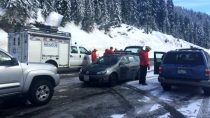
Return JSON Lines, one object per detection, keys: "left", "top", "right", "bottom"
{"left": 0, "top": 11, "right": 210, "bottom": 57}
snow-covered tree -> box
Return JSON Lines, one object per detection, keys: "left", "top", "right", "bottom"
{"left": 42, "top": 0, "right": 55, "bottom": 20}
{"left": 139, "top": 0, "right": 152, "bottom": 34}
{"left": 98, "top": 0, "right": 110, "bottom": 32}
{"left": 55, "top": 0, "right": 71, "bottom": 27}
{"left": 94, "top": 0, "right": 101, "bottom": 25}
{"left": 203, "top": 20, "right": 210, "bottom": 48}
{"left": 121, "top": 0, "right": 130, "bottom": 24}
{"left": 81, "top": 0, "right": 95, "bottom": 32}
{"left": 167, "top": 0, "right": 174, "bottom": 35}
{"left": 151, "top": 0, "right": 159, "bottom": 31}
{"left": 71, "top": 0, "right": 85, "bottom": 25}
{"left": 157, "top": 0, "right": 167, "bottom": 33}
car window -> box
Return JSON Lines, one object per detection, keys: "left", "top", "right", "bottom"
{"left": 120, "top": 57, "right": 129, "bottom": 64}
{"left": 163, "top": 52, "right": 205, "bottom": 66}
{"left": 128, "top": 56, "right": 135, "bottom": 63}
{"left": 70, "top": 46, "right": 78, "bottom": 53}
{"left": 125, "top": 48, "right": 141, "bottom": 53}
{"left": 93, "top": 56, "right": 120, "bottom": 65}
{"left": 79, "top": 47, "right": 88, "bottom": 54}
{"left": 0, "top": 51, "right": 12, "bottom": 66}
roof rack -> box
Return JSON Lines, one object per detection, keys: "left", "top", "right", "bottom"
{"left": 176, "top": 48, "right": 203, "bottom": 51}
{"left": 9, "top": 26, "right": 71, "bottom": 37}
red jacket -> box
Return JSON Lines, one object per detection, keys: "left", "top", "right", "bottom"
{"left": 106, "top": 49, "right": 115, "bottom": 55}
{"left": 139, "top": 50, "right": 150, "bottom": 68}
{"left": 91, "top": 51, "right": 97, "bottom": 62}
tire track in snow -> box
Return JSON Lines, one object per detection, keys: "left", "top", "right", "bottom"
{"left": 124, "top": 84, "right": 185, "bottom": 118}
{"left": 196, "top": 96, "right": 210, "bottom": 118}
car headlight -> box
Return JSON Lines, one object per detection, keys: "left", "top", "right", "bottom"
{"left": 97, "top": 70, "right": 107, "bottom": 75}
{"left": 53, "top": 66, "right": 57, "bottom": 72}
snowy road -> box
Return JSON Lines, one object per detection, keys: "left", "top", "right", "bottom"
{"left": 0, "top": 68, "right": 210, "bottom": 118}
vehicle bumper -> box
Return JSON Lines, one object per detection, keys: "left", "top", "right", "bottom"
{"left": 158, "top": 77, "right": 210, "bottom": 87}
{"left": 79, "top": 73, "right": 110, "bottom": 84}
{"left": 54, "top": 74, "right": 60, "bottom": 86}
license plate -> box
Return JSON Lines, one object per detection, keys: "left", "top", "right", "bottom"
{"left": 178, "top": 69, "right": 186, "bottom": 74}
{"left": 84, "top": 75, "right": 89, "bottom": 81}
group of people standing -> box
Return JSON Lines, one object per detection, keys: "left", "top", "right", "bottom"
{"left": 91, "top": 46, "right": 117, "bottom": 62}
{"left": 91, "top": 45, "right": 152, "bottom": 86}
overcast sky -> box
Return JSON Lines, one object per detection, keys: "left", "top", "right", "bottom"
{"left": 173, "top": 0, "right": 210, "bottom": 15}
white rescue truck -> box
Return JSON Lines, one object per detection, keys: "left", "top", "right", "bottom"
{"left": 8, "top": 26, "right": 91, "bottom": 68}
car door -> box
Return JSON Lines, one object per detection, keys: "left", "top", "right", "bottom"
{"left": 79, "top": 47, "right": 91, "bottom": 66}
{"left": 128, "top": 56, "right": 139, "bottom": 78}
{"left": 119, "top": 56, "right": 130, "bottom": 80}
{"left": 70, "top": 46, "right": 80, "bottom": 68}
{"left": 0, "top": 51, "right": 23, "bottom": 96}
{"left": 154, "top": 52, "right": 166, "bottom": 74}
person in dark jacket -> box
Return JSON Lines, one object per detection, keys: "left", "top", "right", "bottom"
{"left": 91, "top": 48, "right": 98, "bottom": 62}
{"left": 139, "top": 46, "right": 151, "bottom": 85}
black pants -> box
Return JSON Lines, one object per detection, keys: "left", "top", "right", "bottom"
{"left": 139, "top": 65, "right": 147, "bottom": 84}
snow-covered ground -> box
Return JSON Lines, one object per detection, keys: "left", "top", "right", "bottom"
{"left": 0, "top": 11, "right": 209, "bottom": 58}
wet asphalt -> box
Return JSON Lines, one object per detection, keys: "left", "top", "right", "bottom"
{"left": 1, "top": 60, "right": 210, "bottom": 118}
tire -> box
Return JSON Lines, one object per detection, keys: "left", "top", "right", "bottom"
{"left": 161, "top": 83, "right": 171, "bottom": 91}
{"left": 135, "top": 69, "right": 141, "bottom": 80}
{"left": 28, "top": 80, "right": 54, "bottom": 106}
{"left": 109, "top": 73, "right": 118, "bottom": 87}
{"left": 203, "top": 87, "right": 210, "bottom": 96}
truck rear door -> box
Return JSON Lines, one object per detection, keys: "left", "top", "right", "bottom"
{"left": 154, "top": 52, "right": 166, "bottom": 74}
{"left": 58, "top": 42, "right": 69, "bottom": 67}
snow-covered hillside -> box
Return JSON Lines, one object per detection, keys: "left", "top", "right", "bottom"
{"left": 0, "top": 22, "right": 210, "bottom": 58}
{"left": 0, "top": 12, "right": 209, "bottom": 58}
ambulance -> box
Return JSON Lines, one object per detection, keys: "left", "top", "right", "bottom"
{"left": 8, "top": 26, "right": 91, "bottom": 68}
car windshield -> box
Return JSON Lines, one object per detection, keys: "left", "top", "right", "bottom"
{"left": 125, "top": 48, "right": 141, "bottom": 53}
{"left": 163, "top": 52, "right": 205, "bottom": 66}
{"left": 93, "top": 56, "right": 120, "bottom": 65}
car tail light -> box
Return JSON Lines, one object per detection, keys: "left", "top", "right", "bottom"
{"left": 159, "top": 66, "right": 162, "bottom": 74}
{"left": 205, "top": 68, "right": 210, "bottom": 77}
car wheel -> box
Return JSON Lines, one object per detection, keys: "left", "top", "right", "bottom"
{"left": 28, "top": 80, "right": 54, "bottom": 106}
{"left": 203, "top": 87, "right": 210, "bottom": 96}
{"left": 109, "top": 73, "right": 118, "bottom": 87}
{"left": 135, "top": 69, "right": 141, "bottom": 80}
{"left": 161, "top": 83, "right": 171, "bottom": 91}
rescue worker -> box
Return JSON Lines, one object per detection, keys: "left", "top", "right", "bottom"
{"left": 104, "top": 49, "right": 109, "bottom": 56}
{"left": 91, "top": 48, "right": 98, "bottom": 62}
{"left": 139, "top": 46, "right": 151, "bottom": 85}
{"left": 107, "top": 46, "right": 115, "bottom": 55}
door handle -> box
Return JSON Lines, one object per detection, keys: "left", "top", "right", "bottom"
{"left": 70, "top": 55, "right": 73, "bottom": 57}
{"left": 80, "top": 55, "right": 81, "bottom": 58}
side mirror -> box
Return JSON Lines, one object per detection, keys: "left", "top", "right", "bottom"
{"left": 11, "top": 58, "right": 19, "bottom": 65}
{"left": 88, "top": 51, "right": 91, "bottom": 55}
{"left": 119, "top": 62, "right": 124, "bottom": 67}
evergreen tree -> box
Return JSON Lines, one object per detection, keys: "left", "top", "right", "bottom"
{"left": 203, "top": 20, "right": 210, "bottom": 48}
{"left": 81, "top": 0, "right": 95, "bottom": 32}
{"left": 94, "top": 0, "right": 101, "bottom": 25}
{"left": 129, "top": 0, "right": 139, "bottom": 26}
{"left": 157, "top": 0, "right": 167, "bottom": 33}
{"left": 197, "top": 25, "right": 204, "bottom": 47}
{"left": 184, "top": 16, "right": 190, "bottom": 42}
{"left": 174, "top": 12, "right": 179, "bottom": 37}
{"left": 167, "top": 0, "right": 174, "bottom": 35}
{"left": 71, "top": 0, "right": 85, "bottom": 25}
{"left": 55, "top": 0, "right": 71, "bottom": 27}
{"left": 151, "top": 0, "right": 159, "bottom": 31}
{"left": 121, "top": 0, "right": 130, "bottom": 24}
{"left": 42, "top": 0, "right": 55, "bottom": 20}
{"left": 139, "top": 0, "right": 152, "bottom": 34}
{"left": 189, "top": 22, "right": 194, "bottom": 43}
{"left": 107, "top": 0, "right": 121, "bottom": 26}
{"left": 193, "top": 23, "right": 198, "bottom": 45}
{"left": 98, "top": 0, "right": 110, "bottom": 32}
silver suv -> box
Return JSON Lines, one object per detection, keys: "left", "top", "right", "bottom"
{"left": 0, "top": 48, "right": 60, "bottom": 106}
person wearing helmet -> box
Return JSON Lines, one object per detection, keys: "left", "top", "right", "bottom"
{"left": 107, "top": 46, "right": 115, "bottom": 55}
{"left": 92, "top": 48, "right": 98, "bottom": 62}
{"left": 139, "top": 46, "right": 151, "bottom": 85}
{"left": 114, "top": 48, "right": 118, "bottom": 51}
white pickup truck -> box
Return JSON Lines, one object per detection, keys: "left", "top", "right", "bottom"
{"left": 8, "top": 26, "right": 92, "bottom": 69}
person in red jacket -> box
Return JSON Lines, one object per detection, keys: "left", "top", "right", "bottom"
{"left": 107, "top": 47, "right": 115, "bottom": 55}
{"left": 91, "top": 48, "right": 98, "bottom": 62}
{"left": 139, "top": 46, "right": 151, "bottom": 85}
{"left": 103, "top": 49, "right": 108, "bottom": 56}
